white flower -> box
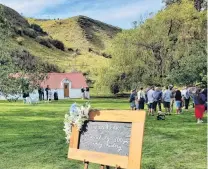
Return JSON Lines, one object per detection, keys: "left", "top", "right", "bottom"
{"left": 63, "top": 102, "right": 91, "bottom": 143}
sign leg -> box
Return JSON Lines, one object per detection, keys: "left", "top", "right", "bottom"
{"left": 106, "top": 166, "right": 110, "bottom": 169}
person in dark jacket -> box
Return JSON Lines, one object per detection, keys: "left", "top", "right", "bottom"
{"left": 129, "top": 90, "right": 136, "bottom": 110}
{"left": 153, "top": 87, "right": 162, "bottom": 112}
{"left": 81, "top": 87, "right": 85, "bottom": 99}
{"left": 45, "top": 85, "right": 49, "bottom": 100}
{"left": 38, "top": 87, "right": 42, "bottom": 101}
{"left": 183, "top": 86, "right": 191, "bottom": 110}
{"left": 137, "top": 87, "right": 145, "bottom": 110}
{"left": 54, "top": 89, "right": 58, "bottom": 101}
{"left": 202, "top": 88, "right": 207, "bottom": 111}
{"left": 23, "top": 91, "right": 29, "bottom": 104}
{"left": 41, "top": 87, "right": 44, "bottom": 100}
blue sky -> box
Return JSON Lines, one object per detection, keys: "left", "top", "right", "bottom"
{"left": 0, "top": 0, "right": 164, "bottom": 29}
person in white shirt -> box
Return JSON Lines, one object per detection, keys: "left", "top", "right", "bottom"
{"left": 162, "top": 86, "right": 172, "bottom": 115}
{"left": 147, "top": 86, "right": 155, "bottom": 116}
{"left": 137, "top": 87, "right": 145, "bottom": 110}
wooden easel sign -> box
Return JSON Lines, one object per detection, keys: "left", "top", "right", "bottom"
{"left": 68, "top": 110, "right": 146, "bottom": 169}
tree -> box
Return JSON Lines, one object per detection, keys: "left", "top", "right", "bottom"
{"left": 132, "top": 21, "right": 138, "bottom": 29}
{"left": 163, "top": 0, "right": 181, "bottom": 6}
{"left": 163, "top": 0, "right": 207, "bottom": 11}
{"left": 168, "top": 41, "right": 207, "bottom": 86}
{"left": 95, "top": 0, "right": 207, "bottom": 93}
{"left": 0, "top": 6, "right": 49, "bottom": 99}
{"left": 0, "top": 5, "right": 16, "bottom": 97}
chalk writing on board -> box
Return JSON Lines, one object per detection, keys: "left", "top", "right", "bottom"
{"left": 79, "top": 121, "right": 132, "bottom": 156}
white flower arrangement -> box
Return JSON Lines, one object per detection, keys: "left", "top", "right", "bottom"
{"left": 63, "top": 102, "right": 91, "bottom": 143}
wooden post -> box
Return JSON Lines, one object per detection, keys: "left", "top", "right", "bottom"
{"left": 106, "top": 166, "right": 110, "bottom": 169}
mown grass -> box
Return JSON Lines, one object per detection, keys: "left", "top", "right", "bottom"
{"left": 0, "top": 99, "right": 207, "bottom": 169}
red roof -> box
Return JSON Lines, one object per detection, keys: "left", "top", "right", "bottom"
{"left": 40, "top": 73, "right": 88, "bottom": 89}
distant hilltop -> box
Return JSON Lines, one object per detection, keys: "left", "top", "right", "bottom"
{"left": 0, "top": 3, "right": 122, "bottom": 74}
{"left": 28, "top": 15, "right": 122, "bottom": 51}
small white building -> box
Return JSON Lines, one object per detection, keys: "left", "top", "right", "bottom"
{"left": 40, "top": 72, "right": 88, "bottom": 99}
{"left": 0, "top": 72, "right": 88, "bottom": 100}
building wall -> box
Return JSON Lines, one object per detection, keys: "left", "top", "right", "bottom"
{"left": 70, "top": 89, "right": 82, "bottom": 98}
{"left": 0, "top": 78, "right": 84, "bottom": 100}
{"left": 0, "top": 88, "right": 82, "bottom": 100}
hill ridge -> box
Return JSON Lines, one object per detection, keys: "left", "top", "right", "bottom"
{"left": 28, "top": 15, "right": 122, "bottom": 51}
{"left": 0, "top": 3, "right": 114, "bottom": 81}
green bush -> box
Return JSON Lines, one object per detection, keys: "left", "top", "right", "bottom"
{"left": 11, "top": 49, "right": 60, "bottom": 72}
{"left": 36, "top": 36, "right": 53, "bottom": 48}
{"left": 75, "top": 49, "right": 81, "bottom": 55}
{"left": 13, "top": 27, "right": 23, "bottom": 36}
{"left": 49, "top": 39, "right": 65, "bottom": 51}
{"left": 31, "top": 23, "right": 43, "bottom": 32}
{"left": 16, "top": 37, "right": 24, "bottom": 45}
{"left": 23, "top": 28, "right": 38, "bottom": 38}
{"left": 30, "top": 23, "right": 47, "bottom": 35}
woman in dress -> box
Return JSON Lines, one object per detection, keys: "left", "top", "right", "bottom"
{"left": 193, "top": 89, "right": 206, "bottom": 123}
{"left": 175, "top": 89, "right": 182, "bottom": 114}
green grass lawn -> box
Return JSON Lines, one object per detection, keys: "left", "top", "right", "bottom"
{"left": 0, "top": 99, "right": 207, "bottom": 169}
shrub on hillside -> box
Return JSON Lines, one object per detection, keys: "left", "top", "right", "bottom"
{"left": 30, "top": 24, "right": 43, "bottom": 32}
{"left": 23, "top": 28, "right": 38, "bottom": 38}
{"left": 88, "top": 48, "right": 93, "bottom": 52}
{"left": 36, "top": 36, "right": 53, "bottom": 48}
{"left": 14, "top": 27, "right": 23, "bottom": 36}
{"left": 102, "top": 52, "right": 112, "bottom": 58}
{"left": 16, "top": 37, "right": 24, "bottom": 45}
{"left": 11, "top": 50, "right": 60, "bottom": 72}
{"left": 75, "top": 49, "right": 81, "bottom": 55}
{"left": 42, "top": 62, "right": 61, "bottom": 72}
{"left": 49, "top": 39, "right": 65, "bottom": 51}
{"left": 30, "top": 23, "right": 47, "bottom": 35}
{"left": 11, "top": 50, "right": 39, "bottom": 71}
{"left": 68, "top": 48, "right": 74, "bottom": 52}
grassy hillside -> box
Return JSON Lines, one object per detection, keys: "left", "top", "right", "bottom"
{"left": 0, "top": 4, "right": 114, "bottom": 79}
{"left": 12, "top": 36, "right": 108, "bottom": 73}
{"left": 28, "top": 16, "right": 121, "bottom": 51}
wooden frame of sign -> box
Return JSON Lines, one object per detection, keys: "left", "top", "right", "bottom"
{"left": 68, "top": 110, "right": 146, "bottom": 169}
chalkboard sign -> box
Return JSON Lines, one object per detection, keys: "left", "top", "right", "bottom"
{"left": 79, "top": 121, "right": 132, "bottom": 156}
{"left": 68, "top": 110, "right": 146, "bottom": 169}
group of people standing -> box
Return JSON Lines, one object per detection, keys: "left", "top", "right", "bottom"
{"left": 81, "top": 87, "right": 90, "bottom": 100}
{"left": 38, "top": 85, "right": 58, "bottom": 101}
{"left": 129, "top": 85, "right": 207, "bottom": 123}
